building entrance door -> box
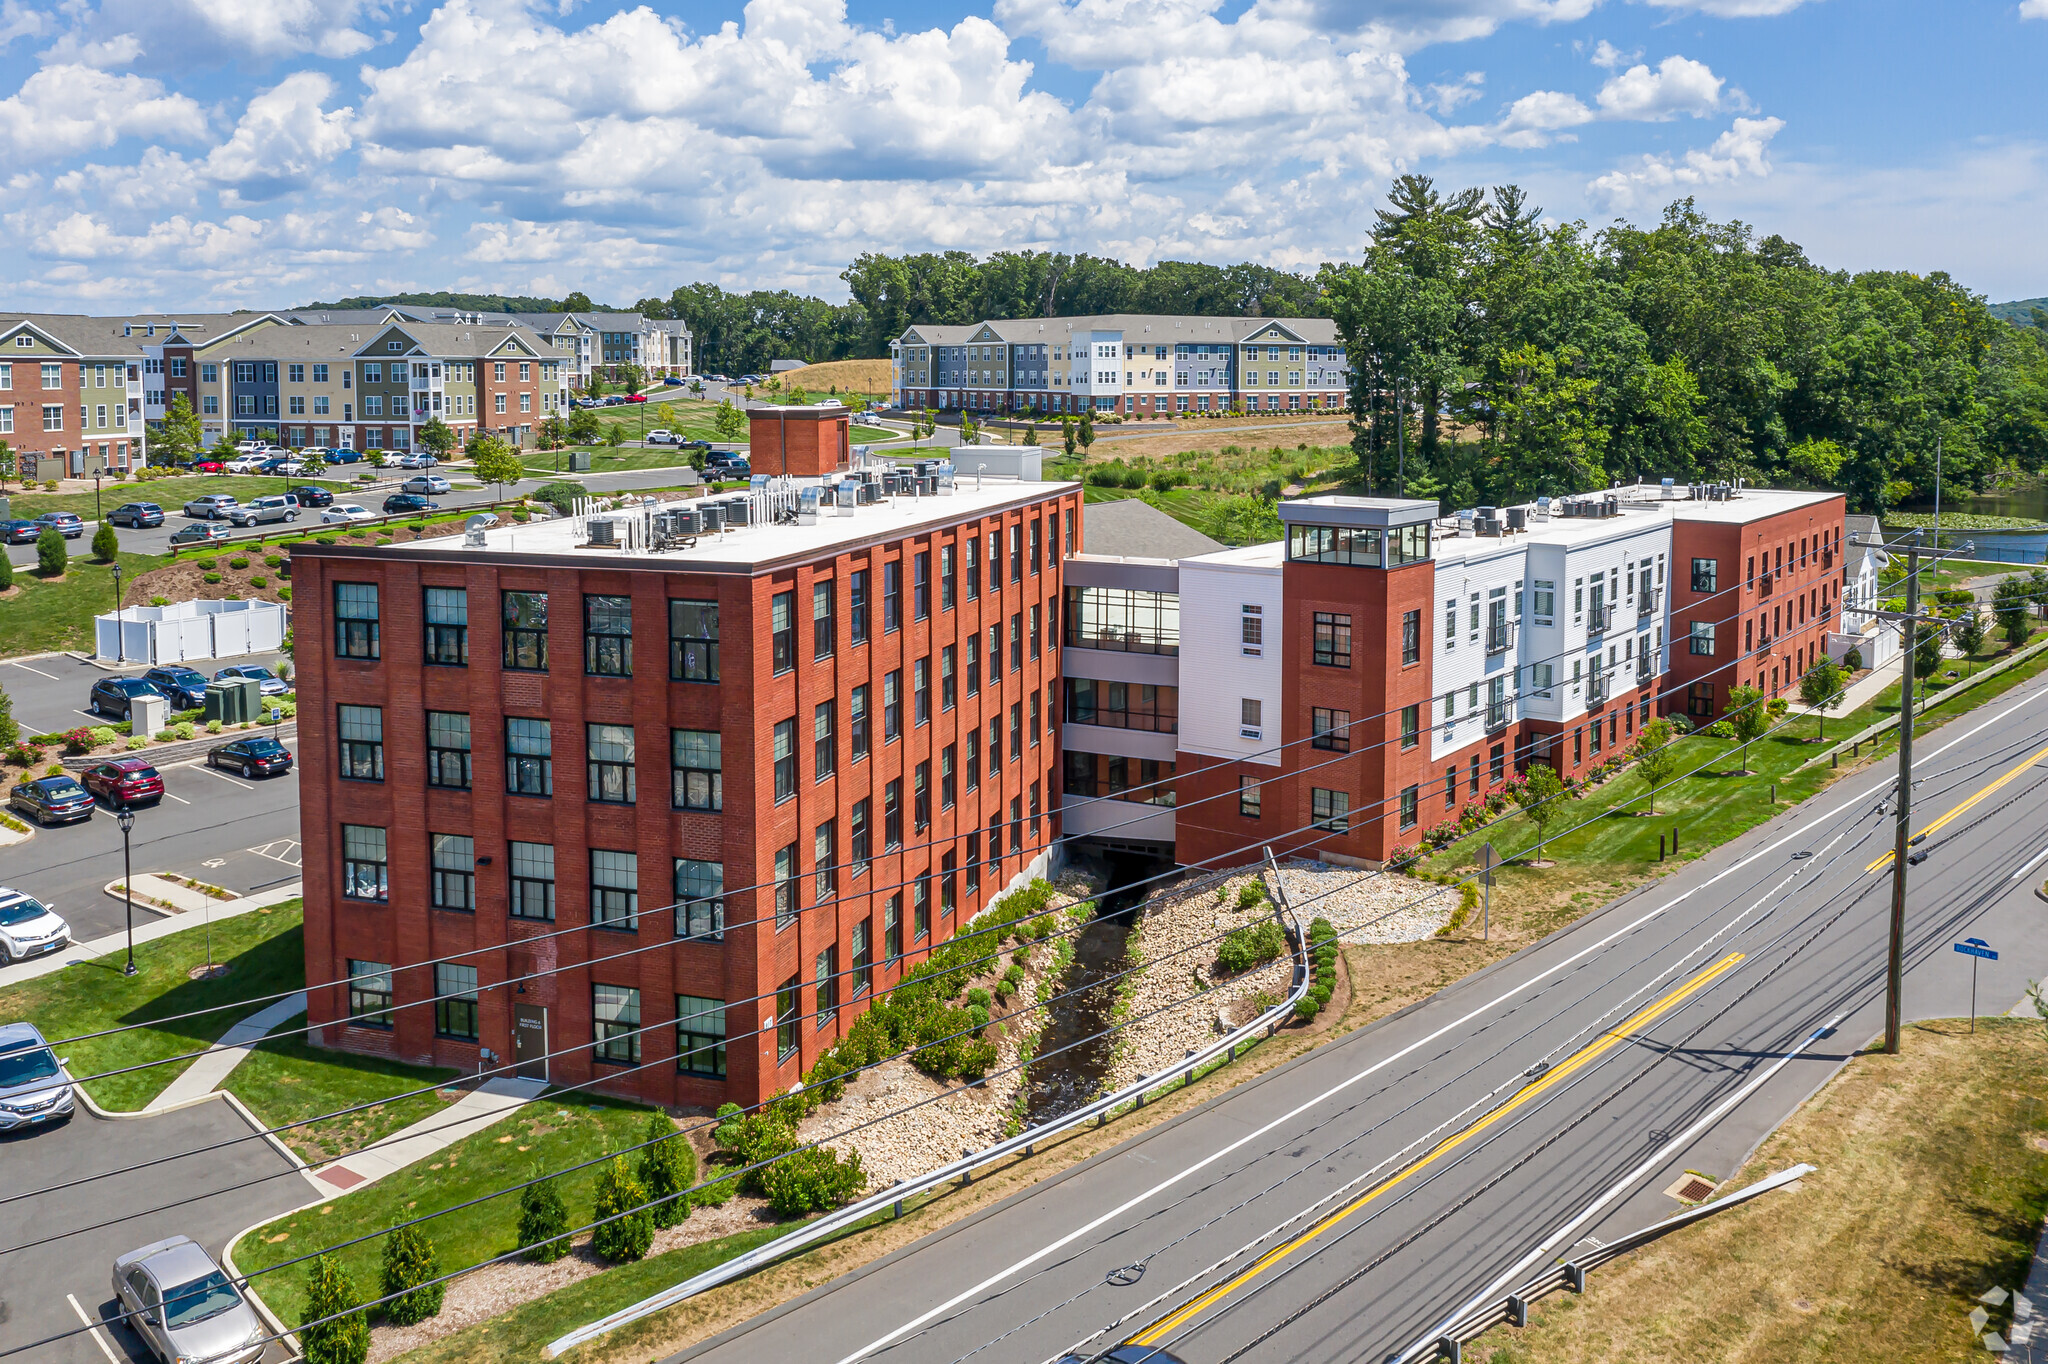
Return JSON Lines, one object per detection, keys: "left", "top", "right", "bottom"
{"left": 513, "top": 1005, "right": 548, "bottom": 1080}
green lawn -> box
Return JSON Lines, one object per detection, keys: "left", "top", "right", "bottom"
{"left": 518, "top": 448, "right": 702, "bottom": 476}
{"left": 388, "top": 1222, "right": 792, "bottom": 1364}
{"left": 850, "top": 424, "right": 899, "bottom": 443}
{"left": 0, "top": 548, "right": 164, "bottom": 655}
{"left": 238, "top": 1093, "right": 667, "bottom": 1329}
{"left": 4, "top": 474, "right": 354, "bottom": 520}
{"left": 228, "top": 1031, "right": 459, "bottom": 1165}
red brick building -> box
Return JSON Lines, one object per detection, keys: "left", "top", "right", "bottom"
{"left": 292, "top": 473, "right": 1080, "bottom": 1111}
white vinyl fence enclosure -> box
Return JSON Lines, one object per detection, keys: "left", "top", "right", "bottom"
{"left": 95, "top": 598, "right": 289, "bottom": 665}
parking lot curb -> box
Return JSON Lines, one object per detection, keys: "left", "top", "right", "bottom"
{"left": 59, "top": 722, "right": 299, "bottom": 773}
{"left": 100, "top": 877, "right": 181, "bottom": 919}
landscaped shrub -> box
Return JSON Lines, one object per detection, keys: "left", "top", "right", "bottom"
{"left": 758, "top": 1144, "right": 868, "bottom": 1217}
{"left": 204, "top": 720, "right": 220, "bottom": 734}
{"left": 1001, "top": 963, "right": 1027, "bottom": 998}
{"left": 379, "top": 1222, "right": 443, "bottom": 1325}
{"left": 0, "top": 554, "right": 12, "bottom": 591}
{"left": 278, "top": 585, "right": 292, "bottom": 601}
{"left": 250, "top": 576, "right": 267, "bottom": 588}
{"left": 590, "top": 1155, "right": 653, "bottom": 1263}
{"left": 203, "top": 572, "right": 222, "bottom": 584}
{"left": 60, "top": 726, "right": 95, "bottom": 755}
{"left": 516, "top": 1167, "right": 571, "bottom": 1262}
{"left": 1216, "top": 919, "right": 1285, "bottom": 974}
{"left": 194, "top": 556, "right": 217, "bottom": 569}
{"left": 173, "top": 721, "right": 195, "bottom": 740}
{"left": 965, "top": 1002, "right": 991, "bottom": 1032}
{"left": 1236, "top": 882, "right": 1267, "bottom": 910}
{"left": 965, "top": 986, "right": 991, "bottom": 1010}
{"left": 88, "top": 725, "right": 118, "bottom": 748}
{"left": 91, "top": 521, "right": 118, "bottom": 561}
{"left": 125, "top": 736, "right": 148, "bottom": 750}
{"left": 264, "top": 553, "right": 282, "bottom": 567}
{"left": 35, "top": 527, "right": 64, "bottom": 576}
{"left": 636, "top": 1112, "right": 692, "bottom": 1229}
{"left": 300, "top": 1254, "right": 369, "bottom": 1364}
{"left": 229, "top": 556, "right": 250, "bottom": 569}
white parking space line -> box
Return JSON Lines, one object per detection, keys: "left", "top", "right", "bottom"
{"left": 67, "top": 1292, "right": 121, "bottom": 1364}
{"left": 251, "top": 839, "right": 303, "bottom": 867}
{"left": 196, "top": 766, "right": 254, "bottom": 791}
{"left": 8, "top": 660, "right": 58, "bottom": 679}
{"left": 162, "top": 790, "right": 191, "bottom": 805}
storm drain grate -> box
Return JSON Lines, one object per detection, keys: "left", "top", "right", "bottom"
{"left": 1664, "top": 1173, "right": 1718, "bottom": 1204}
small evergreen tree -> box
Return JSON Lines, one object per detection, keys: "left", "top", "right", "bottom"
{"left": 1078, "top": 410, "right": 1095, "bottom": 453}
{"left": 1061, "top": 416, "right": 1077, "bottom": 459}
{"left": 1995, "top": 576, "right": 2033, "bottom": 647}
{"left": 300, "top": 1254, "right": 369, "bottom": 1364}
{"left": 517, "top": 1165, "right": 572, "bottom": 1263}
{"left": 35, "top": 526, "right": 65, "bottom": 577}
{"left": 1914, "top": 620, "right": 1946, "bottom": 678}
{"left": 0, "top": 438, "right": 15, "bottom": 488}
{"left": 1023, "top": 423, "right": 1039, "bottom": 447}
{"left": 591, "top": 1154, "right": 654, "bottom": 1263}
{"left": 1953, "top": 606, "right": 1987, "bottom": 660}
{"left": 0, "top": 681, "right": 18, "bottom": 747}
{"left": 0, "top": 550, "right": 14, "bottom": 592}
{"left": 380, "top": 1221, "right": 443, "bottom": 1325}
{"left": 91, "top": 520, "right": 118, "bottom": 562}
{"left": 712, "top": 399, "right": 746, "bottom": 441}
{"left": 636, "top": 1111, "right": 692, "bottom": 1229}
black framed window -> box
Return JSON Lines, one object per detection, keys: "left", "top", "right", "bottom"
{"left": 770, "top": 591, "right": 795, "bottom": 675}
{"left": 593, "top": 984, "right": 641, "bottom": 1064}
{"left": 941, "top": 744, "right": 956, "bottom": 809}
{"left": 988, "top": 714, "right": 1002, "bottom": 768}
{"left": 670, "top": 729, "right": 721, "bottom": 810}
{"left": 885, "top": 896, "right": 903, "bottom": 961}
{"left": 1063, "top": 585, "right": 1179, "bottom": 655}
{"left": 590, "top": 849, "right": 638, "bottom": 929}
{"left": 813, "top": 702, "right": 835, "bottom": 780}
{"left": 941, "top": 545, "right": 956, "bottom": 610}
{"left": 776, "top": 842, "right": 799, "bottom": 928}
{"left": 772, "top": 718, "right": 797, "bottom": 802}
{"left": 1239, "top": 776, "right": 1261, "bottom": 817}
{"left": 431, "top": 832, "right": 475, "bottom": 910}
{"left": 850, "top": 798, "right": 871, "bottom": 877}
{"left": 669, "top": 599, "right": 719, "bottom": 681}
{"left": 1691, "top": 558, "right": 1717, "bottom": 593}
{"left": 966, "top": 637, "right": 981, "bottom": 694}
{"left": 966, "top": 832, "right": 980, "bottom": 896}
{"left": 815, "top": 946, "right": 838, "bottom": 1027}
{"left": 883, "top": 670, "right": 901, "bottom": 742}
{"left": 341, "top": 824, "right": 388, "bottom": 901}
{"left": 1402, "top": 609, "right": 1421, "bottom": 665}
{"left": 914, "top": 657, "right": 930, "bottom": 726}
{"left": 1010, "top": 613, "right": 1023, "bottom": 670}
{"left": 586, "top": 723, "right": 635, "bottom": 804}
{"left": 676, "top": 995, "right": 726, "bottom": 1077}
{"left": 1313, "top": 612, "right": 1352, "bottom": 667}
{"left": 813, "top": 580, "right": 835, "bottom": 659}
{"left": 1400, "top": 705, "right": 1419, "bottom": 750}
{"left": 814, "top": 821, "right": 836, "bottom": 900}
{"left": 337, "top": 704, "right": 384, "bottom": 780}
{"left": 347, "top": 960, "right": 392, "bottom": 1026}
{"left": 1311, "top": 706, "right": 1349, "bottom": 751}
{"left": 916, "top": 875, "right": 932, "bottom": 939}
{"left": 1030, "top": 605, "right": 1042, "bottom": 660}
{"left": 967, "top": 730, "right": 981, "bottom": 791}
{"left": 965, "top": 536, "right": 980, "bottom": 598}
{"left": 1064, "top": 679, "right": 1178, "bottom": 732}
{"left": 883, "top": 560, "right": 902, "bottom": 633}
{"left": 675, "top": 858, "right": 724, "bottom": 940}
{"left": 1690, "top": 621, "right": 1716, "bottom": 656}
{"left": 1010, "top": 524, "right": 1023, "bottom": 581}
{"left": 884, "top": 779, "right": 903, "bottom": 850}
{"left": 506, "top": 717, "right": 552, "bottom": 796}
{"left": 510, "top": 840, "right": 555, "bottom": 920}
{"left": 426, "top": 711, "right": 471, "bottom": 789}
{"left": 434, "top": 962, "right": 478, "bottom": 1040}
{"left": 914, "top": 761, "right": 931, "bottom": 831}
{"left": 584, "top": 594, "right": 632, "bottom": 676}
{"left": 941, "top": 645, "right": 956, "bottom": 710}
{"left": 914, "top": 551, "right": 930, "bottom": 620}
{"left": 335, "top": 582, "right": 379, "bottom": 660}
{"left": 1400, "top": 785, "right": 1418, "bottom": 830}
{"left": 850, "top": 684, "right": 870, "bottom": 760}
{"left": 1029, "top": 690, "right": 1041, "bottom": 746}
{"left": 777, "top": 976, "right": 800, "bottom": 1061}
{"left": 1009, "top": 797, "right": 1023, "bottom": 854}
{"left": 423, "top": 586, "right": 467, "bottom": 665}
{"left": 1311, "top": 787, "right": 1350, "bottom": 833}
{"left": 849, "top": 569, "right": 869, "bottom": 645}
{"left": 502, "top": 590, "right": 548, "bottom": 670}
{"left": 942, "top": 854, "right": 957, "bottom": 920}
{"left": 851, "top": 918, "right": 873, "bottom": 997}
{"left": 1030, "top": 520, "right": 1043, "bottom": 575}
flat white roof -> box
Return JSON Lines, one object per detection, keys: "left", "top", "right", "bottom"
{"left": 1669, "top": 487, "right": 1840, "bottom": 524}
{"left": 368, "top": 477, "right": 1074, "bottom": 573}
{"left": 1181, "top": 542, "right": 1284, "bottom": 570}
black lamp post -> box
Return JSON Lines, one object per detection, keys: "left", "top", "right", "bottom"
{"left": 93, "top": 468, "right": 104, "bottom": 523}
{"left": 118, "top": 807, "right": 137, "bottom": 976}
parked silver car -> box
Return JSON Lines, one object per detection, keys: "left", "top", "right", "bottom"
{"left": 0, "top": 1021, "right": 74, "bottom": 1131}
{"left": 225, "top": 495, "right": 299, "bottom": 527}
{"left": 111, "top": 1236, "right": 265, "bottom": 1364}
{"left": 183, "top": 494, "right": 239, "bottom": 520}
{"left": 0, "top": 889, "right": 70, "bottom": 967}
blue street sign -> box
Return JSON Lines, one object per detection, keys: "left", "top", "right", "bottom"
{"left": 1954, "top": 938, "right": 1998, "bottom": 961}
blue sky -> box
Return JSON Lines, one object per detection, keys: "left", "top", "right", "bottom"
{"left": 1, "top": 0, "right": 2042, "bottom": 313}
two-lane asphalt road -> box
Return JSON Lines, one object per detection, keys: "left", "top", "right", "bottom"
{"left": 677, "top": 673, "right": 2048, "bottom": 1364}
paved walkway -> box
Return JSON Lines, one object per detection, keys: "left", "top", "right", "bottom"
{"left": 146, "top": 991, "right": 307, "bottom": 1113}
{"left": 1785, "top": 650, "right": 1908, "bottom": 720}
{"left": 308, "top": 1077, "right": 549, "bottom": 1195}
{"left": 0, "top": 880, "right": 303, "bottom": 990}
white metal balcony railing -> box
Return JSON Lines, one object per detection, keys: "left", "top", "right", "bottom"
{"left": 1639, "top": 587, "right": 1662, "bottom": 616}
{"left": 1486, "top": 620, "right": 1516, "bottom": 656}
{"left": 1486, "top": 701, "right": 1509, "bottom": 732}
{"left": 1587, "top": 672, "right": 1610, "bottom": 704}
{"left": 1590, "top": 602, "right": 1616, "bottom": 635}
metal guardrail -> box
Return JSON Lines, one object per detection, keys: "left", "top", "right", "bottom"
{"left": 1423, "top": 1163, "right": 1815, "bottom": 1361}
{"left": 544, "top": 850, "right": 1314, "bottom": 1358}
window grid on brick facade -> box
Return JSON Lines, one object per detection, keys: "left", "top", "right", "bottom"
{"left": 883, "top": 670, "right": 902, "bottom": 742}
{"left": 422, "top": 586, "right": 467, "bottom": 664}
{"left": 347, "top": 960, "right": 392, "bottom": 1026}
{"left": 676, "top": 995, "right": 726, "bottom": 1077}
{"left": 1311, "top": 788, "right": 1349, "bottom": 833}
{"left": 431, "top": 833, "right": 475, "bottom": 910}
{"left": 584, "top": 594, "right": 632, "bottom": 677}
{"left": 814, "top": 821, "right": 836, "bottom": 900}
{"left": 506, "top": 717, "right": 552, "bottom": 796}
{"left": 674, "top": 858, "right": 724, "bottom": 940}
{"left": 337, "top": 704, "right": 383, "bottom": 780}
{"left": 1313, "top": 612, "right": 1351, "bottom": 668}
{"left": 813, "top": 580, "right": 835, "bottom": 659}
{"left": 434, "top": 962, "right": 478, "bottom": 1039}
{"left": 771, "top": 591, "right": 795, "bottom": 675}
{"left": 593, "top": 984, "right": 641, "bottom": 1064}
{"left": 775, "top": 843, "right": 799, "bottom": 929}
{"left": 671, "top": 729, "right": 721, "bottom": 811}
{"left": 342, "top": 824, "right": 388, "bottom": 900}
{"left": 850, "top": 685, "right": 869, "bottom": 760}
{"left": 510, "top": 841, "right": 555, "bottom": 920}
{"left": 669, "top": 600, "right": 719, "bottom": 682}
{"left": 502, "top": 591, "right": 547, "bottom": 670}
{"left": 1239, "top": 777, "right": 1261, "bottom": 817}
{"left": 849, "top": 569, "right": 869, "bottom": 645}
{"left": 426, "top": 711, "right": 471, "bottom": 789}
{"left": 883, "top": 560, "right": 902, "bottom": 633}
{"left": 591, "top": 849, "right": 638, "bottom": 929}
{"left": 334, "top": 582, "right": 379, "bottom": 659}
{"left": 586, "top": 723, "right": 636, "bottom": 804}
{"left": 772, "top": 718, "right": 797, "bottom": 802}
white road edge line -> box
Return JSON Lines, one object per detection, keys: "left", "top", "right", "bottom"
{"left": 1392, "top": 1015, "right": 1844, "bottom": 1362}
{"left": 2012, "top": 845, "right": 2048, "bottom": 882}
{"left": 9, "top": 660, "right": 59, "bottom": 679}
{"left": 67, "top": 1292, "right": 121, "bottom": 1364}
{"left": 831, "top": 676, "right": 2048, "bottom": 1364}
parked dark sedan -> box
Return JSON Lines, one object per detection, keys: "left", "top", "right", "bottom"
{"left": 207, "top": 737, "right": 293, "bottom": 778}
{"left": 141, "top": 665, "right": 209, "bottom": 709}
{"left": 108, "top": 502, "right": 165, "bottom": 528}
{"left": 87, "top": 676, "right": 167, "bottom": 719}
{"left": 381, "top": 493, "right": 439, "bottom": 514}
{"left": 8, "top": 776, "right": 95, "bottom": 826}
{"left": 288, "top": 485, "right": 334, "bottom": 508}
{"left": 82, "top": 758, "right": 164, "bottom": 808}
{"left": 34, "top": 512, "right": 85, "bottom": 539}
{"left": 1, "top": 519, "right": 40, "bottom": 544}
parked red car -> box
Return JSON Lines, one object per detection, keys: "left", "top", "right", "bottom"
{"left": 81, "top": 758, "right": 165, "bottom": 808}
{"left": 625, "top": 393, "right": 647, "bottom": 403}
{"left": 189, "top": 460, "right": 225, "bottom": 473}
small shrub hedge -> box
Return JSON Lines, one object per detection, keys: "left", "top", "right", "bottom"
{"left": 516, "top": 1167, "right": 572, "bottom": 1262}
{"left": 1216, "top": 919, "right": 1285, "bottom": 974}
{"left": 1295, "top": 918, "right": 1340, "bottom": 1021}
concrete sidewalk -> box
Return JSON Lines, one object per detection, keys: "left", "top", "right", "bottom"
{"left": 0, "top": 879, "right": 303, "bottom": 990}
{"left": 145, "top": 991, "right": 307, "bottom": 1113}
{"left": 308, "top": 1077, "right": 549, "bottom": 1195}
{"left": 1785, "top": 649, "right": 1907, "bottom": 720}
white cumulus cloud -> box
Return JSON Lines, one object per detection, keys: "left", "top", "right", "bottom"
{"left": 2021, "top": 0, "right": 2048, "bottom": 19}
{"left": 203, "top": 71, "right": 355, "bottom": 199}
{"left": 0, "top": 65, "right": 207, "bottom": 165}
{"left": 1588, "top": 114, "right": 1785, "bottom": 208}
{"left": 1596, "top": 55, "right": 1726, "bottom": 120}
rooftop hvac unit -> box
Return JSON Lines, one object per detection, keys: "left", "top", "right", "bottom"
{"left": 1505, "top": 506, "right": 1527, "bottom": 531}
{"left": 798, "top": 487, "right": 821, "bottom": 525}
{"left": 1534, "top": 496, "right": 1552, "bottom": 520}
{"left": 1456, "top": 508, "right": 1476, "bottom": 538}
{"left": 724, "top": 497, "right": 750, "bottom": 526}
{"left": 835, "top": 481, "right": 859, "bottom": 515}
{"left": 1476, "top": 516, "right": 1501, "bottom": 537}
{"left": 700, "top": 503, "right": 724, "bottom": 533}
{"left": 1661, "top": 477, "right": 1677, "bottom": 499}
{"left": 587, "top": 517, "right": 617, "bottom": 545}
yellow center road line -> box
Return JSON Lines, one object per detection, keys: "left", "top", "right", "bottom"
{"left": 1866, "top": 741, "right": 2048, "bottom": 873}
{"left": 1126, "top": 951, "right": 1746, "bottom": 1348}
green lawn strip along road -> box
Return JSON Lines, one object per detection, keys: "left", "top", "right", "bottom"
{"left": 386, "top": 1224, "right": 792, "bottom": 1364}
{"left": 0, "top": 548, "right": 160, "bottom": 655}
{"left": 236, "top": 1094, "right": 667, "bottom": 1328}
{"left": 229, "top": 1031, "right": 459, "bottom": 1166}
{"left": 4, "top": 474, "right": 355, "bottom": 520}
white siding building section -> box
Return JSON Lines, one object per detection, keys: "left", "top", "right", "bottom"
{"left": 1176, "top": 544, "right": 1286, "bottom": 768}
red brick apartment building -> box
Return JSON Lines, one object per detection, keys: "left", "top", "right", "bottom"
{"left": 292, "top": 472, "right": 1080, "bottom": 1111}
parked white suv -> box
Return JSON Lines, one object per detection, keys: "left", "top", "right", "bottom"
{"left": 226, "top": 495, "right": 299, "bottom": 526}
{"left": 646, "top": 429, "right": 677, "bottom": 445}
{"left": 0, "top": 889, "right": 69, "bottom": 966}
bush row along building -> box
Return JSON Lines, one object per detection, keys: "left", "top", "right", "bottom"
{"left": 291, "top": 456, "right": 1845, "bottom": 1114}
{"left": 890, "top": 314, "right": 1350, "bottom": 416}
{"left": 0, "top": 304, "right": 691, "bottom": 479}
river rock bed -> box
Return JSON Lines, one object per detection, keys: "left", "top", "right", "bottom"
{"left": 1270, "top": 862, "right": 1458, "bottom": 944}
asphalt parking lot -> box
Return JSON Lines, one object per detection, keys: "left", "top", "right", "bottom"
{"left": 4, "top": 653, "right": 300, "bottom": 942}
{"left": 0, "top": 1097, "right": 309, "bottom": 1363}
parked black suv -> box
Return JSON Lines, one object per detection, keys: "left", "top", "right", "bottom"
{"left": 87, "top": 677, "right": 167, "bottom": 720}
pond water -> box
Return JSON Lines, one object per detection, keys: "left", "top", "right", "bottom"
{"left": 1893, "top": 481, "right": 2048, "bottom": 564}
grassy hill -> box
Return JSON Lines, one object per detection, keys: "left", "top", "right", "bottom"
{"left": 1989, "top": 296, "right": 2047, "bottom": 326}
{"left": 773, "top": 357, "right": 892, "bottom": 396}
